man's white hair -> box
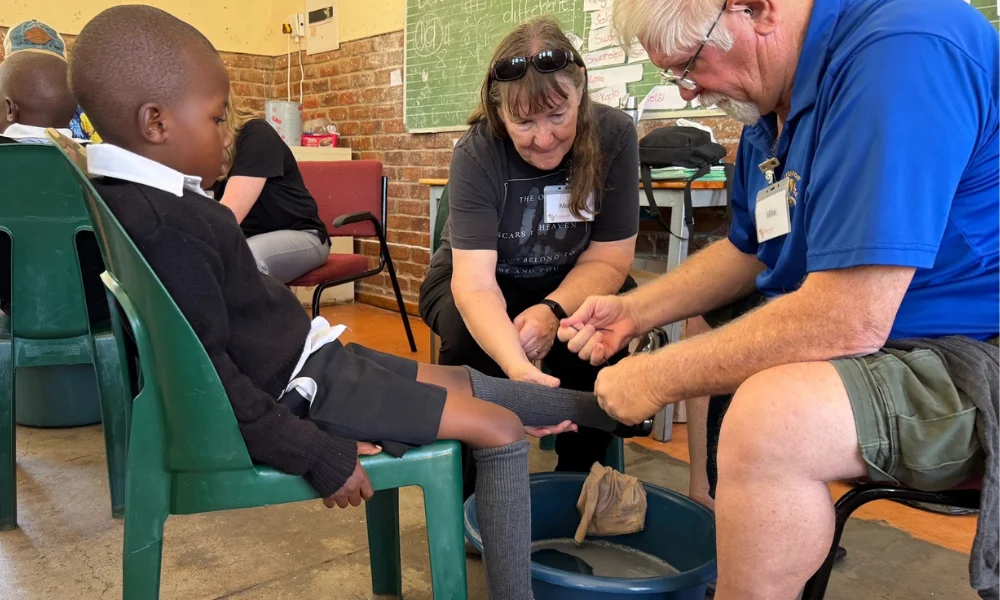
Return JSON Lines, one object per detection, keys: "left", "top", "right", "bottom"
{"left": 612, "top": 0, "right": 734, "bottom": 58}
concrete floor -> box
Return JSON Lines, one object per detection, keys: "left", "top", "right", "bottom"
{"left": 0, "top": 305, "right": 980, "bottom": 599}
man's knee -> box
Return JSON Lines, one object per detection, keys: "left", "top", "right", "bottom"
{"left": 718, "top": 363, "right": 861, "bottom": 481}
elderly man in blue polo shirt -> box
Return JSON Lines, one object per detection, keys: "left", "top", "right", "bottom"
{"left": 560, "top": 0, "right": 999, "bottom": 598}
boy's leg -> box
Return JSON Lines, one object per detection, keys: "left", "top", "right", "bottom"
{"left": 418, "top": 264, "right": 508, "bottom": 499}
{"left": 298, "top": 342, "right": 535, "bottom": 600}
{"left": 436, "top": 392, "right": 534, "bottom": 600}
{"left": 416, "top": 363, "right": 620, "bottom": 433}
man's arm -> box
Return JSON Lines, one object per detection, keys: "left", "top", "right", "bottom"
{"left": 559, "top": 238, "right": 765, "bottom": 365}
{"left": 625, "top": 238, "right": 764, "bottom": 333}
{"left": 595, "top": 265, "right": 914, "bottom": 424}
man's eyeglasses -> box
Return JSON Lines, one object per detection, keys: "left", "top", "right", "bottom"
{"left": 657, "top": 3, "right": 727, "bottom": 90}
{"left": 491, "top": 49, "right": 585, "bottom": 82}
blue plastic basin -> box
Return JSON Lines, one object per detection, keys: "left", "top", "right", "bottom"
{"left": 464, "top": 472, "right": 717, "bottom": 600}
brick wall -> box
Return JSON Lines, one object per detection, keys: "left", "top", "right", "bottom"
{"left": 272, "top": 30, "right": 746, "bottom": 313}
{"left": 1, "top": 23, "right": 746, "bottom": 315}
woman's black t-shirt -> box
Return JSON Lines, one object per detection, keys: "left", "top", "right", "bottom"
{"left": 212, "top": 119, "right": 328, "bottom": 243}
{"left": 433, "top": 103, "right": 639, "bottom": 287}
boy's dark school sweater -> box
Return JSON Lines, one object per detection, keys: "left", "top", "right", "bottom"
{"left": 92, "top": 177, "right": 357, "bottom": 496}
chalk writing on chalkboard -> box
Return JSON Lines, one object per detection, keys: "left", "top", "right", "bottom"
{"left": 405, "top": 0, "right": 724, "bottom": 132}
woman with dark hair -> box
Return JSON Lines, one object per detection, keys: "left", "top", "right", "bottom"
{"left": 419, "top": 16, "right": 641, "bottom": 494}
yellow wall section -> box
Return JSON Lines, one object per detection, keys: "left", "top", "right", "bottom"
{"left": 338, "top": 0, "right": 404, "bottom": 42}
{"left": 2, "top": 0, "right": 277, "bottom": 54}
{"left": 3, "top": 0, "right": 406, "bottom": 55}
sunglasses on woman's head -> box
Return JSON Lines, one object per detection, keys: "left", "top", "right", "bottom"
{"left": 490, "top": 49, "right": 585, "bottom": 82}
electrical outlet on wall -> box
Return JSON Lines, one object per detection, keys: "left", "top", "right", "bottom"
{"left": 287, "top": 13, "right": 306, "bottom": 39}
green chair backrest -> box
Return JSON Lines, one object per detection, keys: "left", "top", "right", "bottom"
{"left": 47, "top": 132, "right": 255, "bottom": 473}
{"left": 432, "top": 183, "right": 451, "bottom": 254}
{"left": 0, "top": 144, "right": 94, "bottom": 339}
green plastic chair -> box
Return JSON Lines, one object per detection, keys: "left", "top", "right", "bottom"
{"left": 428, "top": 184, "right": 451, "bottom": 365}
{"left": 46, "top": 133, "right": 467, "bottom": 599}
{"left": 0, "top": 143, "right": 131, "bottom": 529}
{"left": 428, "top": 183, "right": 625, "bottom": 472}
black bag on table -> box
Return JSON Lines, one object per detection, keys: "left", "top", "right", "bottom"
{"left": 638, "top": 126, "right": 730, "bottom": 235}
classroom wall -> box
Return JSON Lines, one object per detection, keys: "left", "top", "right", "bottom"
{"left": 1, "top": 0, "right": 285, "bottom": 55}
{"left": 0, "top": 3, "right": 744, "bottom": 313}
{"left": 275, "top": 30, "right": 745, "bottom": 313}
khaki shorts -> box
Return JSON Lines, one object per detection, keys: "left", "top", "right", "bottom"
{"left": 832, "top": 339, "right": 995, "bottom": 491}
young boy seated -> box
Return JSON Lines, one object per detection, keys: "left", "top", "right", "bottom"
{"left": 68, "top": 6, "right": 649, "bottom": 598}
{"left": 0, "top": 42, "right": 107, "bottom": 320}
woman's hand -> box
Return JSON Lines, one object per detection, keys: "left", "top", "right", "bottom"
{"left": 524, "top": 420, "right": 578, "bottom": 438}
{"left": 513, "top": 304, "right": 560, "bottom": 361}
{"left": 558, "top": 295, "right": 641, "bottom": 366}
{"left": 505, "top": 359, "right": 560, "bottom": 388}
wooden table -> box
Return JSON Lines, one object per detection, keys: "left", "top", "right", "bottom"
{"left": 419, "top": 178, "right": 728, "bottom": 441}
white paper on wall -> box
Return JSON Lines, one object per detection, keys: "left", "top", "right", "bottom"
{"left": 583, "top": 47, "right": 627, "bottom": 69}
{"left": 587, "top": 26, "right": 618, "bottom": 51}
{"left": 591, "top": 6, "right": 614, "bottom": 29}
{"left": 566, "top": 32, "right": 585, "bottom": 52}
{"left": 587, "top": 63, "right": 644, "bottom": 89}
{"left": 590, "top": 84, "right": 627, "bottom": 107}
{"left": 629, "top": 44, "right": 649, "bottom": 62}
{"left": 640, "top": 85, "right": 689, "bottom": 112}
{"left": 584, "top": 0, "right": 612, "bottom": 11}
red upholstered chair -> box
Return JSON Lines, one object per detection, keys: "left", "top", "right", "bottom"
{"left": 801, "top": 476, "right": 982, "bottom": 599}
{"left": 290, "top": 160, "right": 417, "bottom": 352}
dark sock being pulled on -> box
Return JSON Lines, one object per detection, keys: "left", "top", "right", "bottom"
{"left": 464, "top": 366, "right": 650, "bottom": 437}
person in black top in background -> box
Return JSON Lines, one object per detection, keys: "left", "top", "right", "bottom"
{"left": 69, "top": 7, "right": 649, "bottom": 598}
{"left": 0, "top": 50, "right": 107, "bottom": 321}
{"left": 210, "top": 102, "right": 330, "bottom": 283}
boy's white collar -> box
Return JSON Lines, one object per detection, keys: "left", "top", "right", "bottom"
{"left": 86, "top": 144, "right": 210, "bottom": 198}
{"left": 4, "top": 123, "right": 74, "bottom": 141}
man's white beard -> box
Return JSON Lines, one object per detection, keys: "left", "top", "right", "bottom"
{"left": 699, "top": 92, "right": 762, "bottom": 126}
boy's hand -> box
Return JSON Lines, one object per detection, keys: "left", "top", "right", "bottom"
{"left": 524, "top": 420, "right": 578, "bottom": 438}
{"left": 323, "top": 460, "right": 374, "bottom": 509}
{"left": 357, "top": 441, "right": 382, "bottom": 456}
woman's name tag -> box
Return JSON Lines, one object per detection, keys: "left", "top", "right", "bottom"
{"left": 543, "top": 185, "right": 595, "bottom": 224}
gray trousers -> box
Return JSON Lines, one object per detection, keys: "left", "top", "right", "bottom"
{"left": 246, "top": 230, "right": 330, "bottom": 283}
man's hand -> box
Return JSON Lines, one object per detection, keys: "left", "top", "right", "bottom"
{"left": 558, "top": 295, "right": 641, "bottom": 365}
{"left": 594, "top": 353, "right": 664, "bottom": 425}
{"left": 524, "top": 420, "right": 578, "bottom": 438}
{"left": 514, "top": 304, "right": 559, "bottom": 361}
{"left": 322, "top": 442, "right": 382, "bottom": 509}
{"left": 505, "top": 358, "right": 560, "bottom": 388}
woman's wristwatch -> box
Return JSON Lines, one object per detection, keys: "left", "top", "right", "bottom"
{"left": 538, "top": 299, "right": 568, "bottom": 321}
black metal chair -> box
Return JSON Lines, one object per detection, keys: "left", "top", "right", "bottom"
{"left": 800, "top": 479, "right": 982, "bottom": 599}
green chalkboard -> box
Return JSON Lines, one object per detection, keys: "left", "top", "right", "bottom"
{"left": 971, "top": 0, "right": 999, "bottom": 29}
{"left": 403, "top": 0, "right": 720, "bottom": 132}
{"left": 404, "top": 0, "right": 1000, "bottom": 133}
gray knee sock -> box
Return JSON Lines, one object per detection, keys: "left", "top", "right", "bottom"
{"left": 464, "top": 367, "right": 617, "bottom": 432}
{"left": 472, "top": 440, "right": 534, "bottom": 600}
